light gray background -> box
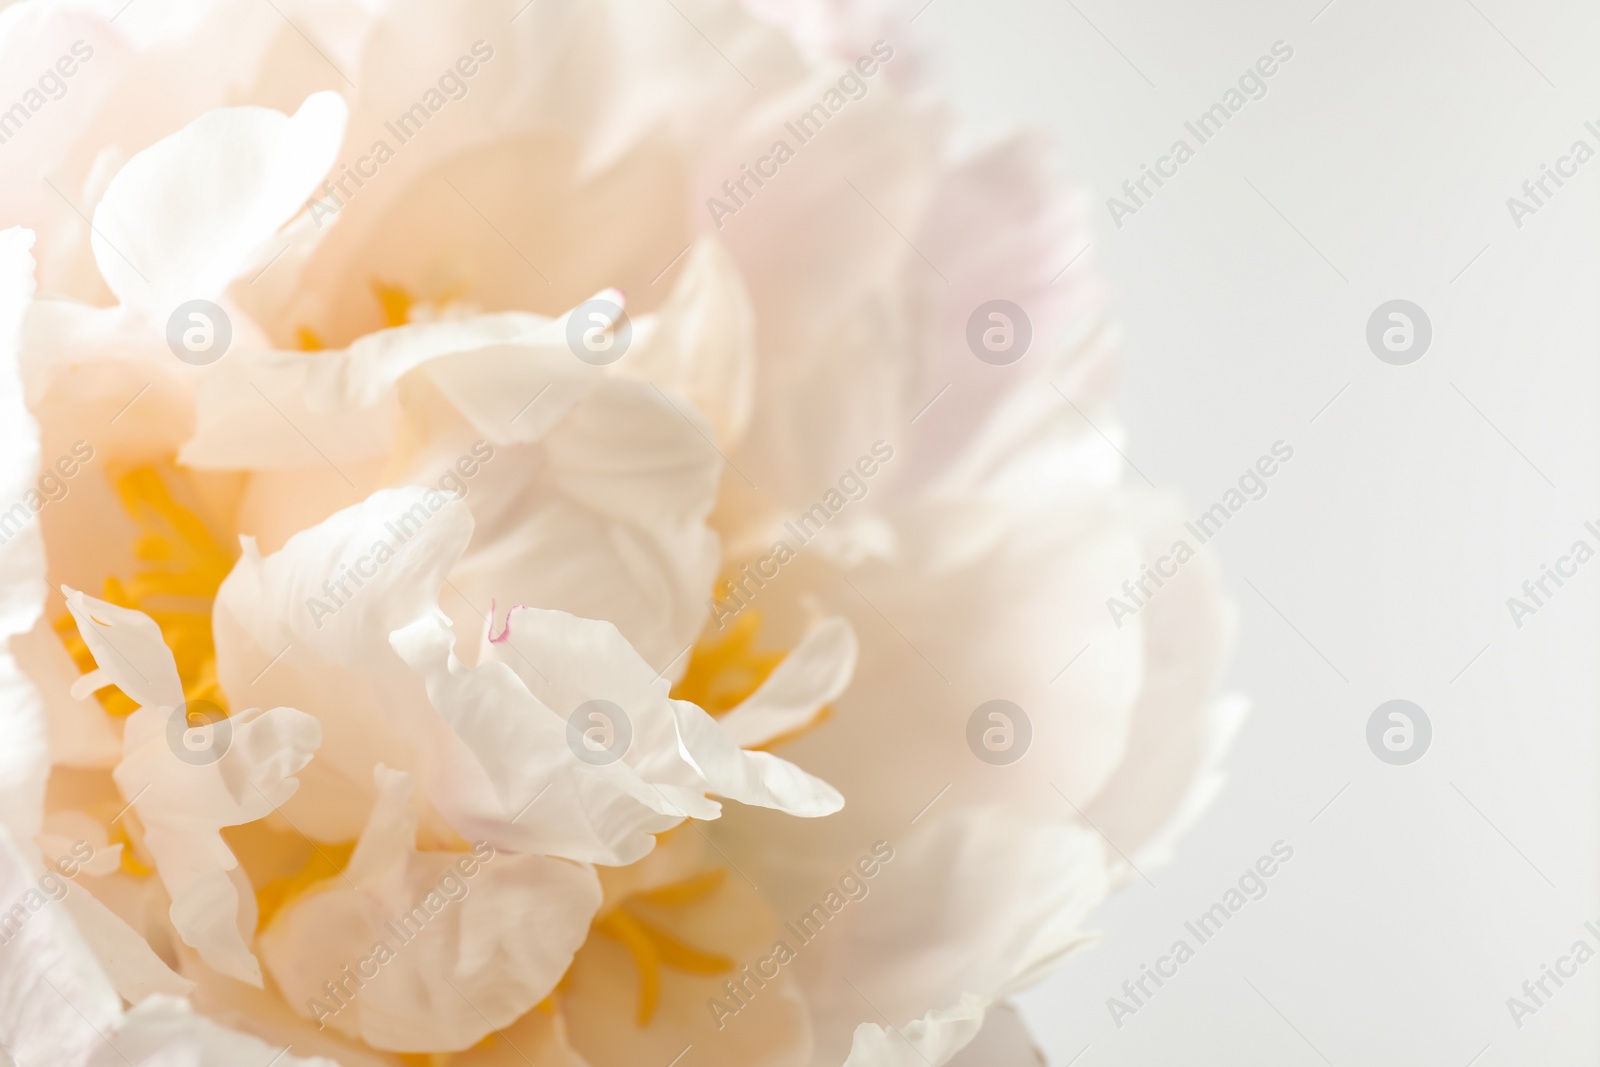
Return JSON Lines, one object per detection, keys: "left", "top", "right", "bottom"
{"left": 925, "top": 1, "right": 1599, "bottom": 1064}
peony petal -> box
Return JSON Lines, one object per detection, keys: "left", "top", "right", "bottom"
{"left": 390, "top": 611, "right": 686, "bottom": 865}
{"left": 562, "top": 856, "right": 813, "bottom": 1067}
{"left": 486, "top": 606, "right": 843, "bottom": 819}
{"left": 614, "top": 239, "right": 756, "bottom": 446}
{"left": 260, "top": 767, "right": 602, "bottom": 1053}
{"left": 91, "top": 92, "right": 348, "bottom": 321}
{"left": 715, "top": 616, "right": 857, "bottom": 749}
{"left": 60, "top": 588, "right": 184, "bottom": 712}
{"left": 59, "top": 889, "right": 195, "bottom": 1002}
{"left": 667, "top": 699, "right": 844, "bottom": 817}
{"left": 15, "top": 620, "right": 120, "bottom": 770}
{"left": 180, "top": 307, "right": 599, "bottom": 471}
{"left": 63, "top": 590, "right": 322, "bottom": 985}
{"left": 221, "top": 486, "right": 473, "bottom": 666}
{"left": 450, "top": 377, "right": 721, "bottom": 669}
{"left": 0, "top": 229, "right": 49, "bottom": 849}
{"left": 215, "top": 486, "right": 719, "bottom": 862}
{"left": 784, "top": 809, "right": 1106, "bottom": 1066}
{"left": 113, "top": 697, "right": 321, "bottom": 986}
{"left": 93, "top": 994, "right": 344, "bottom": 1067}
{"left": 0, "top": 824, "right": 121, "bottom": 1067}
{"left": 842, "top": 993, "right": 989, "bottom": 1067}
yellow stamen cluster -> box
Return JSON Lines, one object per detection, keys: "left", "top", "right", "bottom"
{"left": 55, "top": 466, "right": 235, "bottom": 716}
{"left": 252, "top": 840, "right": 356, "bottom": 932}
{"left": 670, "top": 612, "right": 784, "bottom": 717}
{"left": 671, "top": 610, "right": 834, "bottom": 749}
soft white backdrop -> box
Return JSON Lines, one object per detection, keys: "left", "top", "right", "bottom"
{"left": 925, "top": 1, "right": 1599, "bottom": 1063}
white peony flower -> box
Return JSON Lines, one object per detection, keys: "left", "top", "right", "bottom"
{"left": 0, "top": 0, "right": 1240, "bottom": 1065}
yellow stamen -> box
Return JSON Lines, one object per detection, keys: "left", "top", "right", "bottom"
{"left": 54, "top": 466, "right": 236, "bottom": 716}
{"left": 671, "top": 610, "right": 833, "bottom": 750}
{"left": 253, "top": 840, "right": 356, "bottom": 932}
{"left": 597, "top": 910, "right": 661, "bottom": 1026}
{"left": 596, "top": 870, "right": 736, "bottom": 1026}
{"left": 631, "top": 915, "right": 735, "bottom": 975}
{"left": 108, "top": 812, "right": 153, "bottom": 877}
{"left": 670, "top": 612, "right": 785, "bottom": 717}
{"left": 371, "top": 280, "right": 414, "bottom": 328}
{"left": 295, "top": 326, "right": 325, "bottom": 351}
{"left": 633, "top": 868, "right": 726, "bottom": 907}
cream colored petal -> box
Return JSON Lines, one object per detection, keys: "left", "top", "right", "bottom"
{"left": 0, "top": 824, "right": 122, "bottom": 1067}
{"left": 0, "top": 819, "right": 337, "bottom": 1065}
{"left": 790, "top": 810, "right": 1106, "bottom": 1066}
{"left": 217, "top": 483, "right": 756, "bottom": 878}
{"left": 614, "top": 239, "right": 756, "bottom": 446}
{"left": 715, "top": 617, "right": 856, "bottom": 749}
{"left": 451, "top": 377, "right": 720, "bottom": 669}
{"left": 214, "top": 486, "right": 505, "bottom": 845}
{"left": 90, "top": 92, "right": 348, "bottom": 321}
{"left": 60, "top": 589, "right": 184, "bottom": 712}
{"left": 1081, "top": 496, "right": 1244, "bottom": 871}
{"left": 93, "top": 995, "right": 344, "bottom": 1067}
{"left": 842, "top": 993, "right": 988, "bottom": 1067}
{"left": 37, "top": 813, "right": 120, "bottom": 876}
{"left": 390, "top": 611, "right": 684, "bottom": 865}
{"left": 64, "top": 589, "right": 321, "bottom": 985}
{"left": 450, "top": 1005, "right": 593, "bottom": 1067}
{"left": 180, "top": 307, "right": 598, "bottom": 471}
{"left": 220, "top": 486, "right": 473, "bottom": 667}
{"left": 59, "top": 889, "right": 195, "bottom": 1002}
{"left": 113, "top": 698, "right": 320, "bottom": 986}
{"left": 487, "top": 606, "right": 843, "bottom": 820}
{"left": 0, "top": 229, "right": 49, "bottom": 850}
{"left": 260, "top": 767, "right": 602, "bottom": 1053}
{"left": 561, "top": 863, "right": 813, "bottom": 1067}
{"left": 16, "top": 619, "right": 121, "bottom": 770}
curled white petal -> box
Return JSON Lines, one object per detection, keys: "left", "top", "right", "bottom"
{"left": 65, "top": 589, "right": 321, "bottom": 986}
{"left": 91, "top": 92, "right": 348, "bottom": 321}
{"left": 715, "top": 616, "right": 857, "bottom": 749}
{"left": 488, "top": 606, "right": 844, "bottom": 819}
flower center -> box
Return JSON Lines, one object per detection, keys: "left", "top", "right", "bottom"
{"left": 52, "top": 465, "right": 236, "bottom": 877}
{"left": 670, "top": 612, "right": 784, "bottom": 716}
{"left": 252, "top": 839, "right": 356, "bottom": 932}
{"left": 295, "top": 278, "right": 415, "bottom": 351}
{"left": 54, "top": 466, "right": 235, "bottom": 717}
{"left": 670, "top": 610, "right": 834, "bottom": 749}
